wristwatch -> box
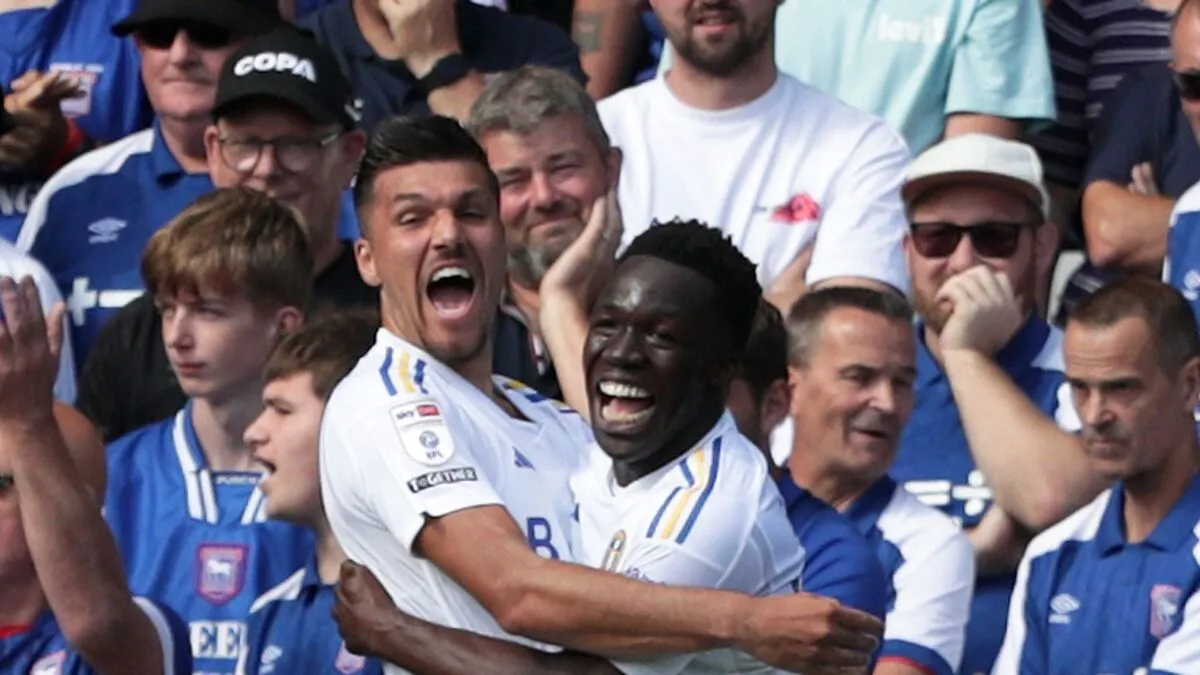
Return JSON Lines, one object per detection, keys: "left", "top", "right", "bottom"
{"left": 415, "top": 53, "right": 471, "bottom": 96}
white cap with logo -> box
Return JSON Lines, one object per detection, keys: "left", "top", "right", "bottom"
{"left": 901, "top": 133, "right": 1051, "bottom": 219}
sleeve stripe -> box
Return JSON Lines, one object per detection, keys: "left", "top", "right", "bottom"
{"left": 131, "top": 597, "right": 181, "bottom": 675}
{"left": 378, "top": 347, "right": 397, "bottom": 396}
{"left": 676, "top": 440, "right": 722, "bottom": 544}
{"left": 646, "top": 485, "right": 684, "bottom": 538}
{"left": 653, "top": 450, "right": 704, "bottom": 541}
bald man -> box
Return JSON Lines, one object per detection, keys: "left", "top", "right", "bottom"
{"left": 0, "top": 276, "right": 191, "bottom": 674}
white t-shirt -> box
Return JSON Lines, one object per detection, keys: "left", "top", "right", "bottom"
{"left": 0, "top": 238, "right": 76, "bottom": 403}
{"left": 571, "top": 413, "right": 805, "bottom": 674}
{"left": 598, "top": 74, "right": 911, "bottom": 294}
{"left": 319, "top": 330, "right": 591, "bottom": 673}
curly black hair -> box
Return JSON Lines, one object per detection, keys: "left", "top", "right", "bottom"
{"left": 620, "top": 218, "right": 762, "bottom": 353}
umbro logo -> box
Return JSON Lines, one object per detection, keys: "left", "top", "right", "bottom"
{"left": 1049, "top": 593, "right": 1080, "bottom": 624}
{"left": 87, "top": 218, "right": 125, "bottom": 244}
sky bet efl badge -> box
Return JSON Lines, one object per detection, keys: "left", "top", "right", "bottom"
{"left": 196, "top": 544, "right": 248, "bottom": 606}
{"left": 390, "top": 399, "right": 455, "bottom": 465}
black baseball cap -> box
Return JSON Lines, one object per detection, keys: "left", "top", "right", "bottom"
{"left": 213, "top": 27, "right": 362, "bottom": 131}
{"left": 112, "top": 0, "right": 284, "bottom": 37}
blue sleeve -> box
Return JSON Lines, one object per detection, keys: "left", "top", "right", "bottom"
{"left": 133, "top": 597, "right": 195, "bottom": 675}
{"left": 1082, "top": 65, "right": 1166, "bottom": 187}
{"left": 801, "top": 526, "right": 889, "bottom": 621}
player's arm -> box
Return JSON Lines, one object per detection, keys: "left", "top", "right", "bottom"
{"left": 0, "top": 278, "right": 172, "bottom": 675}
{"left": 335, "top": 561, "right": 620, "bottom": 675}
{"left": 874, "top": 527, "right": 974, "bottom": 675}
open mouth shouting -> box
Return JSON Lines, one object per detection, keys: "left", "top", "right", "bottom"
{"left": 595, "top": 379, "right": 657, "bottom": 433}
{"left": 426, "top": 263, "right": 479, "bottom": 323}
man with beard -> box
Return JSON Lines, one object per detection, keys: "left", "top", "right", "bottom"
{"left": 598, "top": 0, "right": 911, "bottom": 314}
{"left": 993, "top": 278, "right": 1200, "bottom": 675}
{"left": 466, "top": 65, "right": 621, "bottom": 398}
{"left": 890, "top": 134, "right": 1110, "bottom": 674}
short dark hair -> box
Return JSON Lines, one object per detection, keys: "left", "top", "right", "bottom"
{"left": 620, "top": 218, "right": 762, "bottom": 354}
{"left": 787, "top": 287, "right": 914, "bottom": 366}
{"left": 1068, "top": 277, "right": 1200, "bottom": 373}
{"left": 735, "top": 299, "right": 788, "bottom": 404}
{"left": 264, "top": 309, "right": 381, "bottom": 402}
{"left": 353, "top": 115, "right": 500, "bottom": 221}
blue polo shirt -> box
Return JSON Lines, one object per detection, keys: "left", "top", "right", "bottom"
{"left": 0, "top": 598, "right": 192, "bottom": 674}
{"left": 776, "top": 473, "right": 888, "bottom": 620}
{"left": 0, "top": 0, "right": 153, "bottom": 241}
{"left": 992, "top": 473, "right": 1200, "bottom": 675}
{"left": 240, "top": 559, "right": 383, "bottom": 675}
{"left": 298, "top": 0, "right": 585, "bottom": 131}
{"left": 892, "top": 317, "right": 1078, "bottom": 675}
{"left": 15, "top": 126, "right": 212, "bottom": 366}
{"left": 845, "top": 476, "right": 975, "bottom": 675}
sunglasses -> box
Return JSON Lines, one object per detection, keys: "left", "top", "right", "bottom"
{"left": 909, "top": 221, "right": 1027, "bottom": 259}
{"left": 137, "top": 22, "right": 234, "bottom": 50}
{"left": 1174, "top": 70, "right": 1200, "bottom": 101}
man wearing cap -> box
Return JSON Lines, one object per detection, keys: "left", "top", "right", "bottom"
{"left": 13, "top": 0, "right": 285, "bottom": 367}
{"left": 889, "top": 133, "right": 1109, "bottom": 674}
{"left": 298, "top": 0, "right": 585, "bottom": 128}
{"left": 75, "top": 26, "right": 377, "bottom": 444}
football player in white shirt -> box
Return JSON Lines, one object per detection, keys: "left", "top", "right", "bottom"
{"left": 320, "top": 115, "right": 882, "bottom": 674}
{"left": 331, "top": 219, "right": 865, "bottom": 674}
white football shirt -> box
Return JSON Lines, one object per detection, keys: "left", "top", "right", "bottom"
{"left": 571, "top": 413, "right": 806, "bottom": 674}
{"left": 319, "top": 330, "right": 591, "bottom": 673}
{"left": 598, "top": 74, "right": 911, "bottom": 295}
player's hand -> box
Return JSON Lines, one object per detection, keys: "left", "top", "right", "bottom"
{"left": 379, "top": 0, "right": 462, "bottom": 76}
{"left": 935, "top": 266, "right": 1024, "bottom": 358}
{"left": 736, "top": 593, "right": 882, "bottom": 674}
{"left": 0, "top": 70, "right": 83, "bottom": 171}
{"left": 334, "top": 561, "right": 399, "bottom": 658}
{"left": 539, "top": 187, "right": 623, "bottom": 316}
{"left": 0, "top": 276, "right": 64, "bottom": 424}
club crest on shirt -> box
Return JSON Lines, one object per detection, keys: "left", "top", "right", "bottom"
{"left": 195, "top": 544, "right": 249, "bottom": 605}
{"left": 48, "top": 63, "right": 103, "bottom": 118}
{"left": 390, "top": 399, "right": 455, "bottom": 465}
{"left": 770, "top": 193, "right": 822, "bottom": 224}
{"left": 30, "top": 650, "right": 65, "bottom": 675}
{"left": 1150, "top": 584, "right": 1183, "bottom": 638}
{"left": 601, "top": 530, "right": 627, "bottom": 572}
{"left": 335, "top": 641, "right": 367, "bottom": 673}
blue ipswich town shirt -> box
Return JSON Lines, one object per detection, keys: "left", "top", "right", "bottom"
{"left": 0, "top": 0, "right": 152, "bottom": 242}
{"left": 15, "top": 126, "right": 212, "bottom": 366}
{"left": 105, "top": 402, "right": 314, "bottom": 675}
{"left": 891, "top": 318, "right": 1078, "bottom": 675}
{"left": 1166, "top": 182, "right": 1200, "bottom": 323}
{"left": 993, "top": 474, "right": 1200, "bottom": 675}
{"left": 776, "top": 473, "right": 888, "bottom": 621}
{"left": 237, "top": 559, "right": 383, "bottom": 675}
{"left": 14, "top": 125, "right": 364, "bottom": 364}
{"left": 0, "top": 599, "right": 193, "bottom": 674}
{"left": 845, "top": 476, "right": 975, "bottom": 675}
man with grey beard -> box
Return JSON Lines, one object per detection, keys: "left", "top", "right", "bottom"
{"left": 468, "top": 65, "right": 622, "bottom": 398}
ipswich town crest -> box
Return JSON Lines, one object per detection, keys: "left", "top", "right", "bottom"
{"left": 196, "top": 544, "right": 249, "bottom": 605}
{"left": 1150, "top": 584, "right": 1183, "bottom": 639}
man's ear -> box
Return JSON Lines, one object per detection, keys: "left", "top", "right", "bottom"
{"left": 760, "top": 378, "right": 791, "bottom": 432}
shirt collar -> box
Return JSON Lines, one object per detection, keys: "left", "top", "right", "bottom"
{"left": 1095, "top": 472, "right": 1200, "bottom": 555}
{"left": 843, "top": 475, "right": 898, "bottom": 535}
{"left": 915, "top": 316, "right": 1051, "bottom": 387}
{"left": 300, "top": 557, "right": 324, "bottom": 590}
{"left": 148, "top": 123, "right": 187, "bottom": 183}
{"left": 335, "top": 0, "right": 483, "bottom": 64}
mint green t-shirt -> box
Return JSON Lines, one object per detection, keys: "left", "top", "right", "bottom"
{"left": 774, "top": 0, "right": 1056, "bottom": 153}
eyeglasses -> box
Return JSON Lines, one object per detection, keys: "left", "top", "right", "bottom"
{"left": 217, "top": 132, "right": 341, "bottom": 175}
{"left": 909, "top": 221, "right": 1027, "bottom": 259}
{"left": 0, "top": 474, "right": 12, "bottom": 493}
{"left": 1174, "top": 70, "right": 1200, "bottom": 101}
{"left": 137, "top": 22, "right": 235, "bottom": 50}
